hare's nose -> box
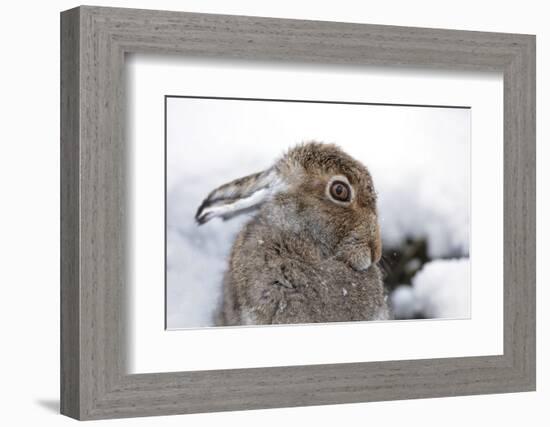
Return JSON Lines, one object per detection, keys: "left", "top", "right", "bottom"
{"left": 370, "top": 223, "right": 382, "bottom": 263}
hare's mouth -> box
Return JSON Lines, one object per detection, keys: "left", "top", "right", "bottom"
{"left": 350, "top": 255, "right": 372, "bottom": 271}
{"left": 335, "top": 241, "right": 374, "bottom": 271}
{"left": 337, "top": 247, "right": 373, "bottom": 271}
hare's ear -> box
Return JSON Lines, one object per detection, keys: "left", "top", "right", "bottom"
{"left": 195, "top": 168, "right": 283, "bottom": 225}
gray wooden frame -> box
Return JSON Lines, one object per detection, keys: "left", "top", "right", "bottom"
{"left": 60, "top": 5, "right": 536, "bottom": 420}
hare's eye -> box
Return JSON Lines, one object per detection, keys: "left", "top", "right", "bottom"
{"left": 329, "top": 181, "right": 351, "bottom": 202}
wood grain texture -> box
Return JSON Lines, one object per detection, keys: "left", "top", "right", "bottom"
{"left": 60, "top": 5, "right": 536, "bottom": 420}
{"left": 60, "top": 7, "right": 80, "bottom": 419}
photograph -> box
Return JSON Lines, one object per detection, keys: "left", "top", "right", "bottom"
{"left": 166, "top": 96, "right": 471, "bottom": 329}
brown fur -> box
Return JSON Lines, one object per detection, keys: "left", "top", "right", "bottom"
{"left": 197, "top": 142, "right": 388, "bottom": 325}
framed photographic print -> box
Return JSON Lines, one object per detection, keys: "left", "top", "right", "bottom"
{"left": 60, "top": 5, "right": 536, "bottom": 420}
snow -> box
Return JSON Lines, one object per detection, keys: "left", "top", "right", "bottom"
{"left": 390, "top": 286, "right": 418, "bottom": 320}
{"left": 166, "top": 97, "right": 470, "bottom": 328}
{"left": 391, "top": 259, "right": 471, "bottom": 319}
{"left": 166, "top": 183, "right": 248, "bottom": 327}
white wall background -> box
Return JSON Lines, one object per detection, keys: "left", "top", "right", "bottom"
{"left": 0, "top": 0, "right": 546, "bottom": 426}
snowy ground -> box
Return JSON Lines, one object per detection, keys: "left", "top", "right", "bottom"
{"left": 391, "top": 259, "right": 471, "bottom": 319}
{"left": 166, "top": 97, "right": 470, "bottom": 328}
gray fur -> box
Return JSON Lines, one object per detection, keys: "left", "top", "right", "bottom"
{"left": 196, "top": 142, "right": 388, "bottom": 325}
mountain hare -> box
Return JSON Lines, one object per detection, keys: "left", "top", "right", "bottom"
{"left": 196, "top": 142, "right": 389, "bottom": 325}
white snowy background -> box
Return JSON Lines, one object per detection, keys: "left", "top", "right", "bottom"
{"left": 166, "top": 97, "right": 471, "bottom": 328}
